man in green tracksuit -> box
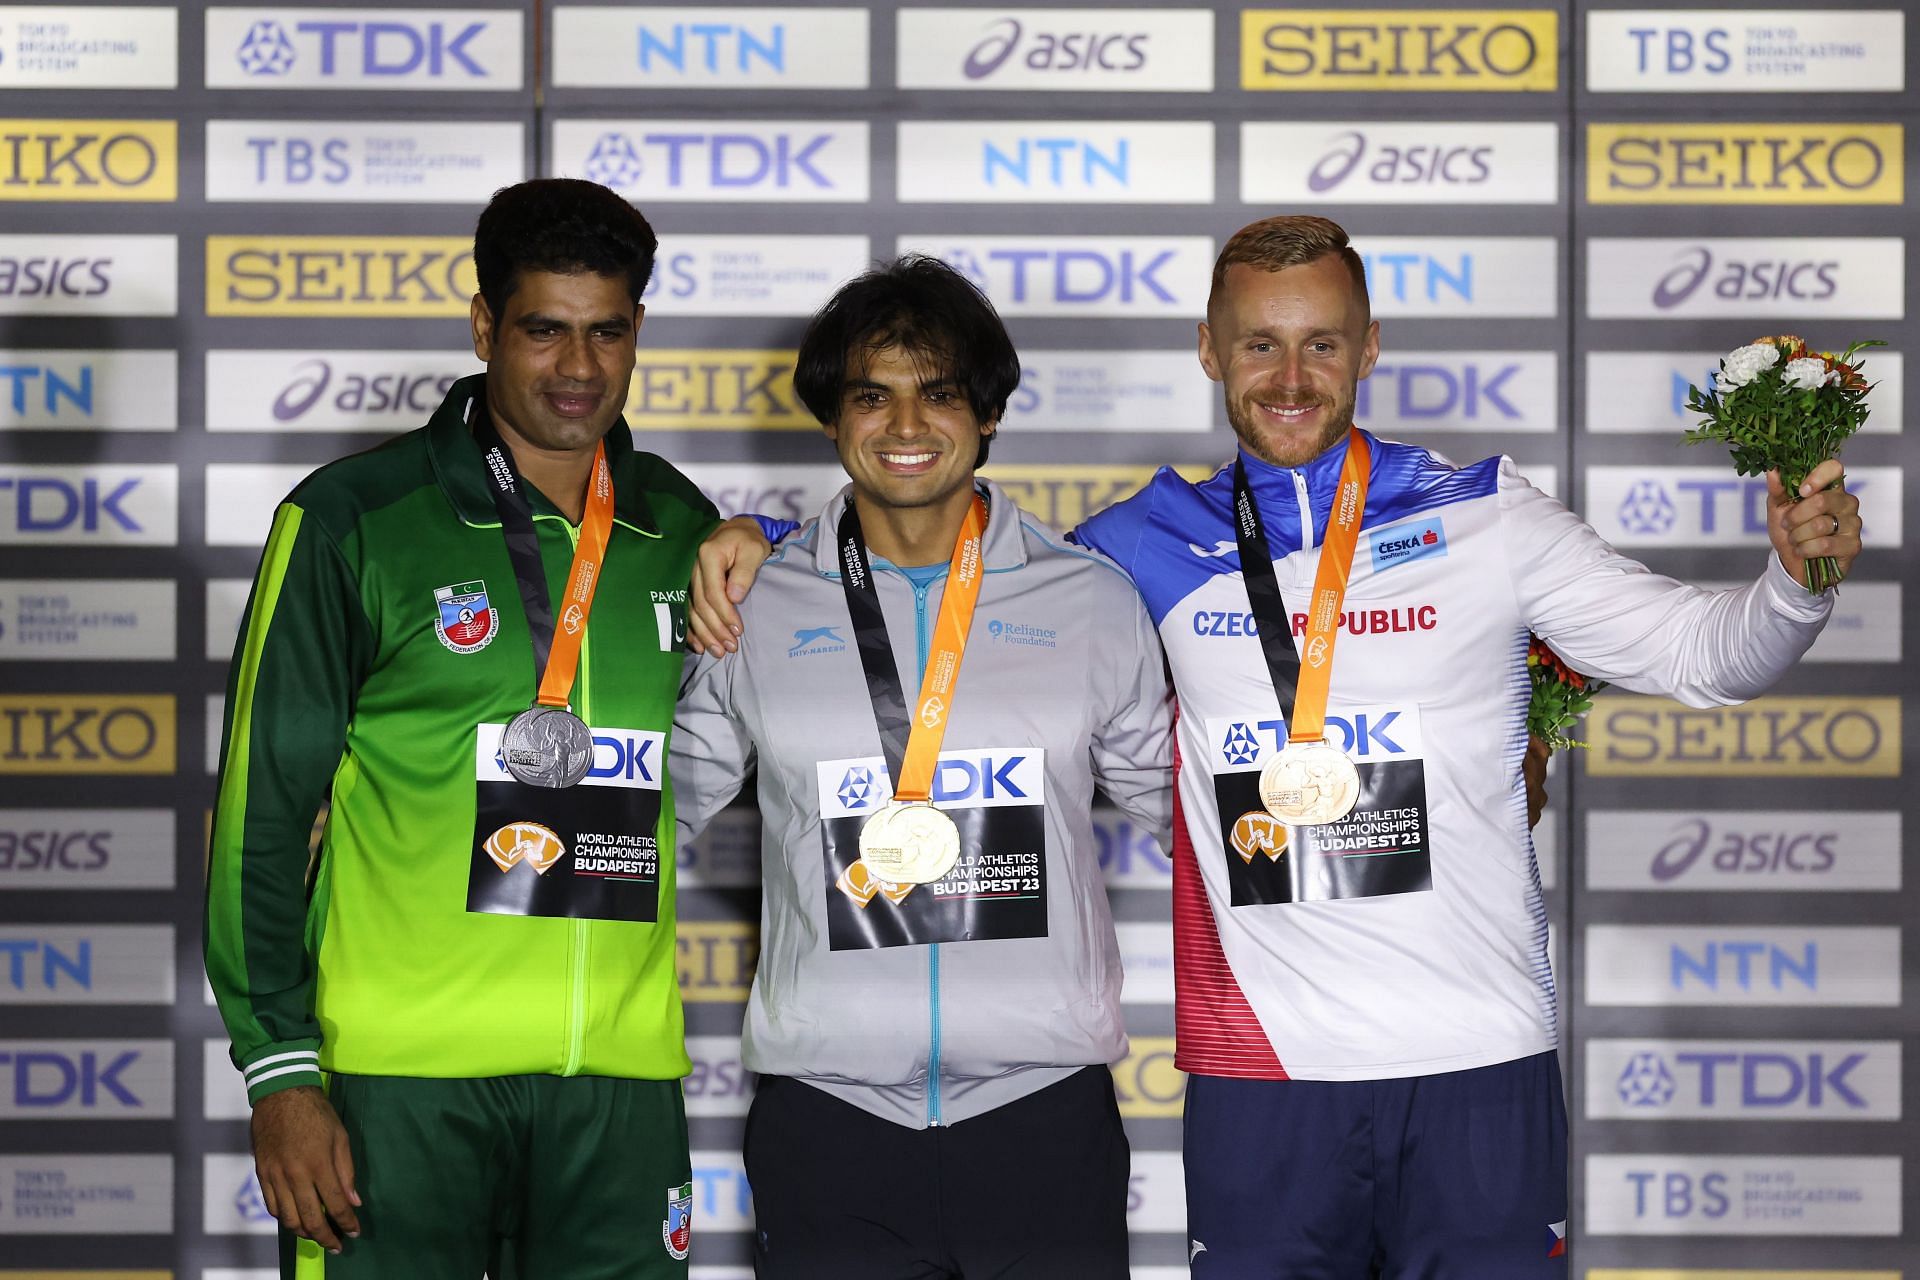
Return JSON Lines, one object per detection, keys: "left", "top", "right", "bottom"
{"left": 206, "top": 179, "right": 720, "bottom": 1278}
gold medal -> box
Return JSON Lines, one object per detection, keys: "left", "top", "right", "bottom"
{"left": 1259, "top": 740, "right": 1360, "bottom": 826}
{"left": 857, "top": 800, "right": 961, "bottom": 885}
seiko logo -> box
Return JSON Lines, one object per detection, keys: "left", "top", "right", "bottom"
{"left": 1310, "top": 130, "right": 1492, "bottom": 191}
{"left": 0, "top": 124, "right": 170, "bottom": 193}
{"left": 1251, "top": 15, "right": 1552, "bottom": 82}
{"left": 964, "top": 19, "right": 1149, "bottom": 79}
{"left": 1598, "top": 128, "right": 1893, "bottom": 195}
{"left": 213, "top": 239, "right": 476, "bottom": 311}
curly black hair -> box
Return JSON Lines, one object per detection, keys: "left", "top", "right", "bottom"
{"left": 473, "top": 178, "right": 658, "bottom": 320}
{"left": 793, "top": 255, "right": 1020, "bottom": 467}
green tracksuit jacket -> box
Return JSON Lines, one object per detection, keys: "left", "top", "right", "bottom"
{"left": 206, "top": 375, "right": 717, "bottom": 1104}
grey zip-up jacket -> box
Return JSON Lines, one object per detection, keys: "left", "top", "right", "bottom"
{"left": 671, "top": 480, "right": 1174, "bottom": 1128}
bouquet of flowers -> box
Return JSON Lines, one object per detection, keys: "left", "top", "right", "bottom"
{"left": 1526, "top": 634, "right": 1605, "bottom": 752}
{"left": 1683, "top": 334, "right": 1882, "bottom": 593}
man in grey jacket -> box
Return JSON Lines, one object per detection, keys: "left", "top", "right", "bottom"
{"left": 669, "top": 256, "right": 1172, "bottom": 1278}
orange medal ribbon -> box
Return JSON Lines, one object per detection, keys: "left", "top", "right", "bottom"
{"left": 533, "top": 442, "right": 613, "bottom": 709}
{"left": 1284, "top": 429, "right": 1371, "bottom": 745}
{"left": 891, "top": 494, "right": 988, "bottom": 802}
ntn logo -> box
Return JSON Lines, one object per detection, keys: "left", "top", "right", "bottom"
{"left": 985, "top": 137, "right": 1126, "bottom": 186}
{"left": 0, "top": 363, "right": 92, "bottom": 415}
{"left": 1671, "top": 940, "right": 1814, "bottom": 990}
{"left": 1357, "top": 250, "right": 1470, "bottom": 302}
{"left": 0, "top": 938, "right": 90, "bottom": 989}
{"left": 640, "top": 22, "right": 782, "bottom": 73}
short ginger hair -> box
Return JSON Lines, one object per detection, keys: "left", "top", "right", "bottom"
{"left": 1208, "top": 215, "right": 1370, "bottom": 324}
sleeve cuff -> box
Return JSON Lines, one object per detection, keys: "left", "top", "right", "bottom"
{"left": 749, "top": 515, "right": 800, "bottom": 544}
{"left": 242, "top": 1046, "right": 324, "bottom": 1104}
{"left": 1763, "top": 552, "right": 1836, "bottom": 621}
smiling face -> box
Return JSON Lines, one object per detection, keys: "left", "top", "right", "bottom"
{"left": 824, "top": 343, "right": 993, "bottom": 516}
{"left": 1199, "top": 256, "right": 1379, "bottom": 468}
{"left": 471, "top": 268, "right": 640, "bottom": 456}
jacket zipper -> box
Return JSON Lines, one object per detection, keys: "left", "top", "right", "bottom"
{"left": 1292, "top": 469, "right": 1314, "bottom": 550}
{"left": 550, "top": 515, "right": 590, "bottom": 1078}
{"left": 907, "top": 573, "right": 943, "bottom": 1127}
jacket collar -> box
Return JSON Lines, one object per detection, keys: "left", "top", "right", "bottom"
{"left": 810, "top": 477, "right": 1028, "bottom": 578}
{"left": 1233, "top": 427, "right": 1379, "bottom": 541}
{"left": 427, "top": 373, "right": 660, "bottom": 535}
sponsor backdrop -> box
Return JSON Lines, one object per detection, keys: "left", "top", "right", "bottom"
{"left": 0, "top": 0, "right": 1910, "bottom": 1274}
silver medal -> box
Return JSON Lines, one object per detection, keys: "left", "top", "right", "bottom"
{"left": 500, "top": 705, "right": 594, "bottom": 789}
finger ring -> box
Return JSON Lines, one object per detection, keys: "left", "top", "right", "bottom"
{"left": 1832, "top": 515, "right": 1842, "bottom": 536}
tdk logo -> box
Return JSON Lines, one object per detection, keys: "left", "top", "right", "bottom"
{"left": 1616, "top": 1049, "right": 1867, "bottom": 1111}
{"left": 640, "top": 22, "right": 783, "bottom": 74}
{"left": 986, "top": 137, "right": 1128, "bottom": 189}
{"left": 931, "top": 756, "right": 1029, "bottom": 803}
{"left": 837, "top": 766, "right": 877, "bottom": 810}
{"left": 237, "top": 18, "right": 493, "bottom": 79}
{"left": 1653, "top": 246, "right": 1837, "bottom": 308}
{"left": 1222, "top": 715, "right": 1405, "bottom": 764}
{"left": 2, "top": 1049, "right": 143, "bottom": 1108}
{"left": 964, "top": 19, "right": 1149, "bottom": 79}
{"left": 588, "top": 731, "right": 655, "bottom": 785}
{"left": 1355, "top": 362, "right": 1526, "bottom": 423}
{"left": 1671, "top": 941, "right": 1815, "bottom": 992}
{"left": 949, "top": 246, "right": 1175, "bottom": 304}
{"left": 585, "top": 130, "right": 835, "bottom": 191}
{"left": 0, "top": 475, "right": 143, "bottom": 534}
{"left": 1369, "top": 518, "right": 1446, "bottom": 572}
{"left": 1616, "top": 480, "right": 1677, "bottom": 535}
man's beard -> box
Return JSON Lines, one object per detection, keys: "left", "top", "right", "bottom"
{"left": 1224, "top": 391, "right": 1354, "bottom": 467}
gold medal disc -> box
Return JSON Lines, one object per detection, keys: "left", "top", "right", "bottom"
{"left": 857, "top": 800, "right": 961, "bottom": 885}
{"left": 1258, "top": 740, "right": 1360, "bottom": 825}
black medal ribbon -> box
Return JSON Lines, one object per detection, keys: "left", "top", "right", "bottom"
{"left": 835, "top": 500, "right": 914, "bottom": 787}
{"left": 471, "top": 402, "right": 557, "bottom": 687}
{"left": 1232, "top": 458, "right": 1304, "bottom": 715}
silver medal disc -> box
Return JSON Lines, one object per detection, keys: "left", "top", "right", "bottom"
{"left": 500, "top": 705, "right": 594, "bottom": 789}
{"left": 858, "top": 800, "right": 961, "bottom": 885}
{"left": 1258, "top": 740, "right": 1360, "bottom": 826}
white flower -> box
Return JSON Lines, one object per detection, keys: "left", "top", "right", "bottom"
{"left": 1718, "top": 343, "right": 1781, "bottom": 388}
{"left": 1783, "top": 357, "right": 1834, "bottom": 391}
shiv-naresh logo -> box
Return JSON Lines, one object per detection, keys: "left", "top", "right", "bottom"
{"left": 483, "top": 821, "right": 566, "bottom": 874}
{"left": 206, "top": 236, "right": 477, "bottom": 316}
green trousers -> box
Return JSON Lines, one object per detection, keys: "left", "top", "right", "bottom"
{"left": 280, "top": 1073, "right": 692, "bottom": 1280}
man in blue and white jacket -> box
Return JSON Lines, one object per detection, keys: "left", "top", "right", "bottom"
{"left": 669, "top": 256, "right": 1172, "bottom": 1278}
